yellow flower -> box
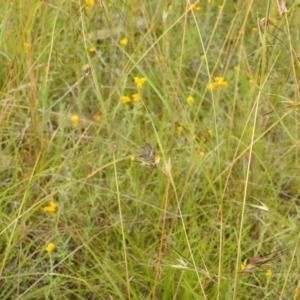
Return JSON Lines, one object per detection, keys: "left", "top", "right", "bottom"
{"left": 85, "top": 0, "right": 95, "bottom": 6}
{"left": 207, "top": 0, "right": 212, "bottom": 3}
{"left": 214, "top": 76, "right": 222, "bottom": 82}
{"left": 154, "top": 155, "right": 161, "bottom": 164}
{"left": 248, "top": 126, "right": 253, "bottom": 132}
{"left": 78, "top": 34, "right": 87, "bottom": 42}
{"left": 190, "top": 4, "right": 201, "bottom": 11}
{"left": 240, "top": 264, "right": 246, "bottom": 272}
{"left": 24, "top": 42, "right": 31, "bottom": 54}
{"left": 119, "top": 38, "right": 128, "bottom": 46}
{"left": 88, "top": 47, "right": 96, "bottom": 54}
{"left": 219, "top": 81, "right": 228, "bottom": 87}
{"left": 238, "top": 30, "right": 244, "bottom": 35}
{"left": 93, "top": 113, "right": 101, "bottom": 121}
{"left": 252, "top": 27, "right": 258, "bottom": 32}
{"left": 270, "top": 17, "right": 278, "bottom": 25}
{"left": 207, "top": 129, "right": 213, "bottom": 136}
{"left": 168, "top": 5, "right": 173, "bottom": 10}
{"left": 234, "top": 66, "right": 239, "bottom": 71}
{"left": 177, "top": 126, "right": 183, "bottom": 132}
{"left": 132, "top": 93, "right": 140, "bottom": 102}
{"left": 186, "top": 96, "right": 194, "bottom": 104}
{"left": 108, "top": 2, "right": 113, "bottom": 7}
{"left": 207, "top": 77, "right": 228, "bottom": 90}
{"left": 266, "top": 269, "right": 272, "bottom": 277}
{"left": 207, "top": 83, "right": 214, "bottom": 90}
{"left": 199, "top": 151, "right": 205, "bottom": 157}
{"left": 130, "top": 156, "right": 136, "bottom": 162}
{"left": 218, "top": 5, "right": 223, "bottom": 10}
{"left": 43, "top": 201, "right": 57, "bottom": 213}
{"left": 121, "top": 96, "right": 130, "bottom": 104}
{"left": 249, "top": 79, "right": 254, "bottom": 84}
{"left": 134, "top": 77, "right": 147, "bottom": 89}
{"left": 45, "top": 242, "right": 55, "bottom": 253}
{"left": 214, "top": 77, "right": 228, "bottom": 87}
{"left": 71, "top": 115, "right": 79, "bottom": 124}
{"left": 155, "top": 55, "right": 165, "bottom": 62}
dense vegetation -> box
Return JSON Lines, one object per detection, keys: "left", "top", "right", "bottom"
{"left": 0, "top": 1, "right": 299, "bottom": 299}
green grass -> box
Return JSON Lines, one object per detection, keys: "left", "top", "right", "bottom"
{"left": 1, "top": 0, "right": 300, "bottom": 299}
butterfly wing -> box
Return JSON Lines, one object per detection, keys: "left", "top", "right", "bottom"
{"left": 149, "top": 145, "right": 156, "bottom": 160}
{"left": 140, "top": 143, "right": 156, "bottom": 161}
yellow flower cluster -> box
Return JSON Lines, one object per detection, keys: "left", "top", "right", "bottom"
{"left": 207, "top": 77, "right": 228, "bottom": 90}
{"left": 85, "top": 0, "right": 95, "bottom": 6}
{"left": 93, "top": 113, "right": 101, "bottom": 121}
{"left": 134, "top": 77, "right": 147, "bottom": 89}
{"left": 121, "top": 76, "right": 146, "bottom": 105}
{"left": 132, "top": 93, "right": 140, "bottom": 102}
{"left": 155, "top": 55, "right": 165, "bottom": 62}
{"left": 270, "top": 17, "right": 278, "bottom": 25}
{"left": 24, "top": 42, "right": 31, "bottom": 54}
{"left": 190, "top": 4, "right": 201, "bottom": 11}
{"left": 121, "top": 93, "right": 141, "bottom": 104}
{"left": 69, "top": 114, "right": 102, "bottom": 123}
{"left": 43, "top": 201, "right": 57, "bottom": 213}
{"left": 84, "top": 0, "right": 95, "bottom": 13}
{"left": 71, "top": 115, "right": 79, "bottom": 124}
{"left": 121, "top": 96, "right": 131, "bottom": 104}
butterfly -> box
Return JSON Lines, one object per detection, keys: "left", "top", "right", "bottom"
{"left": 139, "top": 143, "right": 156, "bottom": 162}
{"left": 239, "top": 245, "right": 293, "bottom": 274}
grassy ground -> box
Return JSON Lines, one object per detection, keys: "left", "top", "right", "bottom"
{"left": 1, "top": 0, "right": 300, "bottom": 299}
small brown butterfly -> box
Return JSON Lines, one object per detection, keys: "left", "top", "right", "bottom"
{"left": 139, "top": 143, "right": 158, "bottom": 168}
{"left": 139, "top": 142, "right": 156, "bottom": 162}
{"left": 240, "top": 246, "right": 292, "bottom": 274}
